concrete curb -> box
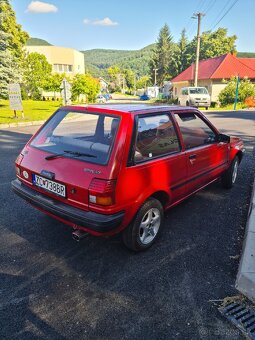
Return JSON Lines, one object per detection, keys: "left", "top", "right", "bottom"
{"left": 0, "top": 120, "right": 46, "bottom": 129}
{"left": 236, "top": 177, "right": 255, "bottom": 302}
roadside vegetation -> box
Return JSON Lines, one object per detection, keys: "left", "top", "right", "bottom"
{"left": 0, "top": 100, "right": 60, "bottom": 124}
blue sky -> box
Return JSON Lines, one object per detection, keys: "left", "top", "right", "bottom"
{"left": 12, "top": 0, "right": 255, "bottom": 52}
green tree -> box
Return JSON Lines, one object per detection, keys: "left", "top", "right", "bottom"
{"left": 219, "top": 77, "right": 255, "bottom": 106}
{"left": 108, "top": 65, "right": 121, "bottom": 81}
{"left": 186, "top": 28, "right": 237, "bottom": 63}
{"left": 136, "top": 76, "right": 150, "bottom": 89}
{"left": 0, "top": 27, "right": 13, "bottom": 98}
{"left": 150, "top": 24, "right": 177, "bottom": 85}
{"left": 71, "top": 74, "right": 100, "bottom": 103}
{"left": 174, "top": 29, "right": 192, "bottom": 76}
{"left": 0, "top": 0, "right": 29, "bottom": 98}
{"left": 43, "top": 73, "right": 67, "bottom": 98}
{"left": 123, "top": 69, "right": 134, "bottom": 89}
{"left": 23, "top": 52, "right": 52, "bottom": 99}
{"left": 107, "top": 65, "right": 123, "bottom": 91}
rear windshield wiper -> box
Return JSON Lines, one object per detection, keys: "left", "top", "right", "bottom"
{"left": 45, "top": 150, "right": 96, "bottom": 160}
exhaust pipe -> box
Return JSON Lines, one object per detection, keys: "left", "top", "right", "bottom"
{"left": 72, "top": 229, "right": 88, "bottom": 242}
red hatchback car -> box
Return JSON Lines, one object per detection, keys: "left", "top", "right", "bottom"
{"left": 12, "top": 105, "right": 244, "bottom": 251}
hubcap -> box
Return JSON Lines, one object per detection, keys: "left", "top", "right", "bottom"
{"left": 232, "top": 161, "right": 238, "bottom": 183}
{"left": 138, "top": 208, "right": 161, "bottom": 245}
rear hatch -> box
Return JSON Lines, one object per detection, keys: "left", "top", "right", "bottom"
{"left": 17, "top": 108, "right": 122, "bottom": 211}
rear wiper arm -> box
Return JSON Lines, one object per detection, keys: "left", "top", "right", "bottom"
{"left": 45, "top": 150, "right": 96, "bottom": 160}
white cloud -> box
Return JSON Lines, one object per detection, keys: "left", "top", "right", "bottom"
{"left": 83, "top": 17, "right": 118, "bottom": 26}
{"left": 26, "top": 1, "right": 58, "bottom": 13}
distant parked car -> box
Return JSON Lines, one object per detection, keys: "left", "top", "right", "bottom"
{"left": 102, "top": 93, "right": 111, "bottom": 101}
{"left": 179, "top": 87, "right": 211, "bottom": 109}
{"left": 140, "top": 94, "right": 151, "bottom": 101}
{"left": 96, "top": 95, "right": 106, "bottom": 103}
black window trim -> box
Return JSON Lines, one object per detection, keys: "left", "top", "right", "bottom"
{"left": 127, "top": 111, "right": 182, "bottom": 167}
{"left": 173, "top": 110, "right": 218, "bottom": 151}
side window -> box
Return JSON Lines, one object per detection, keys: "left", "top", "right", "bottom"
{"left": 134, "top": 114, "right": 180, "bottom": 162}
{"left": 175, "top": 112, "right": 216, "bottom": 149}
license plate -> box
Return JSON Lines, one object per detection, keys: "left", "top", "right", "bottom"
{"left": 32, "top": 174, "right": 66, "bottom": 197}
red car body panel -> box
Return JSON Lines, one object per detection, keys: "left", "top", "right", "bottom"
{"left": 12, "top": 105, "right": 245, "bottom": 237}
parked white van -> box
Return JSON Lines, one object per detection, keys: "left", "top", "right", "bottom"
{"left": 179, "top": 87, "right": 211, "bottom": 109}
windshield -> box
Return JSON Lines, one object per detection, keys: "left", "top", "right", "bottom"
{"left": 189, "top": 88, "right": 208, "bottom": 95}
{"left": 30, "top": 110, "right": 120, "bottom": 165}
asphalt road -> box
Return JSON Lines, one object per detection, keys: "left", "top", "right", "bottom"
{"left": 0, "top": 109, "right": 255, "bottom": 339}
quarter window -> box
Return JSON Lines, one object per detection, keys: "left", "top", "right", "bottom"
{"left": 175, "top": 112, "right": 216, "bottom": 149}
{"left": 134, "top": 114, "right": 180, "bottom": 162}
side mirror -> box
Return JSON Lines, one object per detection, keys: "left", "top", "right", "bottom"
{"left": 217, "top": 133, "right": 230, "bottom": 143}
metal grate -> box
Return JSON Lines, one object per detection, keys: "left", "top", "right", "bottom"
{"left": 219, "top": 300, "right": 255, "bottom": 339}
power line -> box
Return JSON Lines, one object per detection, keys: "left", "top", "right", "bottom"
{"left": 185, "top": 0, "right": 207, "bottom": 37}
{"left": 210, "top": 0, "right": 239, "bottom": 30}
{"left": 204, "top": 0, "right": 217, "bottom": 14}
{"left": 208, "top": 0, "right": 231, "bottom": 30}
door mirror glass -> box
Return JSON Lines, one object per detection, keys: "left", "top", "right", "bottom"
{"left": 216, "top": 133, "right": 230, "bottom": 143}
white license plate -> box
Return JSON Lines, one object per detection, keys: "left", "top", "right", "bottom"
{"left": 32, "top": 174, "right": 66, "bottom": 197}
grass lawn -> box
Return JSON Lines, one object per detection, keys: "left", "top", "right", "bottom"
{"left": 0, "top": 100, "right": 61, "bottom": 124}
{"left": 206, "top": 102, "right": 247, "bottom": 111}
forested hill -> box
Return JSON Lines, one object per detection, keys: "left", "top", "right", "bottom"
{"left": 82, "top": 44, "right": 155, "bottom": 79}
{"left": 26, "top": 38, "right": 52, "bottom": 46}
{"left": 26, "top": 38, "right": 155, "bottom": 79}
{"left": 237, "top": 52, "right": 255, "bottom": 58}
{"left": 25, "top": 37, "right": 255, "bottom": 80}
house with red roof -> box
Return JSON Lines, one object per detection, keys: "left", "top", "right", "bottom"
{"left": 171, "top": 53, "right": 255, "bottom": 102}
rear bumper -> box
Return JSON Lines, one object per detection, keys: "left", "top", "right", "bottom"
{"left": 11, "top": 179, "right": 124, "bottom": 234}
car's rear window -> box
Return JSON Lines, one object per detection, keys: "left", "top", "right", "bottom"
{"left": 30, "top": 110, "right": 120, "bottom": 165}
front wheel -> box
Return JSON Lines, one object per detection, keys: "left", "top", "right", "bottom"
{"left": 221, "top": 156, "right": 239, "bottom": 189}
{"left": 122, "top": 198, "right": 164, "bottom": 252}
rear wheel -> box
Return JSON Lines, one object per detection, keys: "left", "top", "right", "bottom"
{"left": 221, "top": 156, "right": 239, "bottom": 189}
{"left": 122, "top": 198, "right": 163, "bottom": 252}
{"left": 186, "top": 101, "right": 189, "bottom": 106}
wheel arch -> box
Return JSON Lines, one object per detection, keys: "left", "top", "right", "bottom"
{"left": 236, "top": 150, "right": 244, "bottom": 163}
{"left": 150, "top": 190, "right": 170, "bottom": 208}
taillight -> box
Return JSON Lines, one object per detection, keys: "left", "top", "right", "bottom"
{"left": 16, "top": 153, "right": 24, "bottom": 165}
{"left": 89, "top": 179, "right": 116, "bottom": 206}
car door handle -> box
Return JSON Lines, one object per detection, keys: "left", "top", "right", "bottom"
{"left": 189, "top": 154, "right": 197, "bottom": 160}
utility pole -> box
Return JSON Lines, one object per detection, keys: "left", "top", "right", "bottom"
{"left": 153, "top": 68, "right": 158, "bottom": 86}
{"left": 192, "top": 12, "right": 205, "bottom": 87}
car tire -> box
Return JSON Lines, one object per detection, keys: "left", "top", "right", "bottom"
{"left": 205, "top": 106, "right": 209, "bottom": 110}
{"left": 221, "top": 156, "right": 239, "bottom": 189}
{"left": 186, "top": 101, "right": 189, "bottom": 106}
{"left": 122, "top": 198, "right": 164, "bottom": 252}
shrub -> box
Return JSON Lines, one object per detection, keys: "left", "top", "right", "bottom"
{"left": 219, "top": 77, "right": 255, "bottom": 106}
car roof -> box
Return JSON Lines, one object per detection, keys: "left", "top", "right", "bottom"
{"left": 63, "top": 104, "right": 195, "bottom": 114}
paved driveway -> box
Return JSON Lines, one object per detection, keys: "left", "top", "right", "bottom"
{"left": 0, "top": 110, "right": 254, "bottom": 339}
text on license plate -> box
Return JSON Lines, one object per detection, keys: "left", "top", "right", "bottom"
{"left": 33, "top": 174, "right": 66, "bottom": 197}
